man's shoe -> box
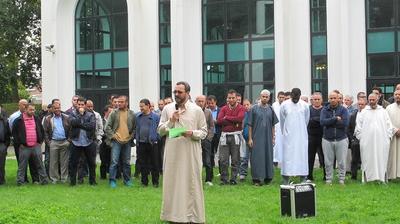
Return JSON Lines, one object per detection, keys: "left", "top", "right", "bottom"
{"left": 339, "top": 180, "right": 345, "bottom": 185}
{"left": 239, "top": 175, "right": 246, "bottom": 182}
{"left": 220, "top": 181, "right": 228, "bottom": 186}
{"left": 78, "top": 179, "right": 84, "bottom": 184}
{"left": 230, "top": 180, "right": 237, "bottom": 185}
{"left": 124, "top": 180, "right": 133, "bottom": 187}
{"left": 110, "top": 180, "right": 117, "bottom": 188}
{"left": 70, "top": 182, "right": 76, "bottom": 187}
{"left": 205, "top": 181, "right": 213, "bottom": 186}
{"left": 326, "top": 180, "right": 332, "bottom": 185}
{"left": 153, "top": 183, "right": 159, "bottom": 188}
{"left": 89, "top": 181, "right": 97, "bottom": 186}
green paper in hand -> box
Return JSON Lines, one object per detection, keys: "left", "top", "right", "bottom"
{"left": 169, "top": 127, "right": 187, "bottom": 138}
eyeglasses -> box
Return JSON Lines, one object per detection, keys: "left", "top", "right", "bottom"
{"left": 173, "top": 90, "right": 185, "bottom": 94}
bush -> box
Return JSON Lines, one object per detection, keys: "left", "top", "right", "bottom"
{"left": 1, "top": 102, "right": 42, "bottom": 117}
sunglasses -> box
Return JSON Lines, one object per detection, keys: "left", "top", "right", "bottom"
{"left": 173, "top": 90, "right": 185, "bottom": 94}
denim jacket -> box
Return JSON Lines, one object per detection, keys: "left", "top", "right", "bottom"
{"left": 135, "top": 111, "right": 160, "bottom": 146}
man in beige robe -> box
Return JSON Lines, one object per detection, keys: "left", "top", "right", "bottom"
{"left": 158, "top": 81, "right": 208, "bottom": 223}
{"left": 355, "top": 93, "right": 395, "bottom": 183}
{"left": 387, "top": 90, "right": 400, "bottom": 180}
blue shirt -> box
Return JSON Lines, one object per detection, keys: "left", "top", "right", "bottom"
{"left": 210, "top": 107, "right": 218, "bottom": 134}
{"left": 72, "top": 129, "right": 91, "bottom": 147}
{"left": 52, "top": 115, "right": 66, "bottom": 140}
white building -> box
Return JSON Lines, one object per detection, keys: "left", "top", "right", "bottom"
{"left": 42, "top": 0, "right": 399, "bottom": 111}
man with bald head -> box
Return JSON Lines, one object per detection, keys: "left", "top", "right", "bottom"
{"left": 355, "top": 93, "right": 395, "bottom": 183}
{"left": 9, "top": 99, "right": 39, "bottom": 183}
{"left": 320, "top": 91, "right": 349, "bottom": 185}
{"left": 386, "top": 90, "right": 400, "bottom": 180}
{"left": 196, "top": 95, "right": 214, "bottom": 185}
{"left": 388, "top": 83, "right": 400, "bottom": 104}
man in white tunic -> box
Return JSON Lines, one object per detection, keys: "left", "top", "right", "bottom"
{"left": 280, "top": 88, "right": 310, "bottom": 184}
{"left": 387, "top": 90, "right": 400, "bottom": 180}
{"left": 355, "top": 93, "right": 395, "bottom": 183}
{"left": 158, "top": 81, "right": 208, "bottom": 223}
{"left": 272, "top": 91, "right": 285, "bottom": 165}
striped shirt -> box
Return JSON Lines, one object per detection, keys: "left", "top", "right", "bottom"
{"left": 23, "top": 113, "right": 37, "bottom": 147}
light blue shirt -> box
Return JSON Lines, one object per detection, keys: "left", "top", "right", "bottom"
{"left": 210, "top": 107, "right": 218, "bottom": 134}
{"left": 52, "top": 115, "right": 66, "bottom": 140}
{"left": 8, "top": 111, "right": 21, "bottom": 131}
{"left": 72, "top": 129, "right": 91, "bottom": 147}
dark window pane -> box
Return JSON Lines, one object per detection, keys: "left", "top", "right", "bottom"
{"left": 94, "top": 71, "right": 113, "bottom": 89}
{"left": 227, "top": 2, "right": 249, "bottom": 39}
{"left": 227, "top": 63, "right": 249, "bottom": 82}
{"left": 160, "top": 24, "right": 171, "bottom": 45}
{"left": 160, "top": 86, "right": 172, "bottom": 99}
{"left": 203, "top": 4, "right": 224, "bottom": 41}
{"left": 76, "top": 72, "right": 93, "bottom": 89}
{"left": 252, "top": 62, "right": 274, "bottom": 82}
{"left": 311, "top": 0, "right": 326, "bottom": 8}
{"left": 312, "top": 81, "right": 328, "bottom": 100}
{"left": 113, "top": 14, "right": 128, "bottom": 48}
{"left": 203, "top": 0, "right": 223, "bottom": 4}
{"left": 368, "top": 54, "right": 395, "bottom": 77}
{"left": 112, "top": 0, "right": 127, "bottom": 13}
{"left": 76, "top": 20, "right": 93, "bottom": 52}
{"left": 312, "top": 57, "right": 327, "bottom": 79}
{"left": 204, "top": 64, "right": 225, "bottom": 84}
{"left": 160, "top": 2, "right": 170, "bottom": 23}
{"left": 311, "top": 9, "right": 326, "bottom": 33}
{"left": 76, "top": 0, "right": 93, "bottom": 18}
{"left": 115, "top": 69, "right": 129, "bottom": 87}
{"left": 160, "top": 66, "right": 172, "bottom": 85}
{"left": 94, "top": 17, "right": 111, "bottom": 50}
{"left": 368, "top": 0, "right": 394, "bottom": 28}
{"left": 94, "top": 0, "right": 112, "bottom": 16}
{"left": 251, "top": 0, "right": 274, "bottom": 37}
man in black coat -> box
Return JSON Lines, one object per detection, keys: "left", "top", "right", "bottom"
{"left": 0, "top": 112, "right": 11, "bottom": 185}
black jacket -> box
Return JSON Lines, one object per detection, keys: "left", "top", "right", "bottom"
{"left": 0, "top": 114, "right": 11, "bottom": 146}
{"left": 12, "top": 114, "right": 44, "bottom": 147}
{"left": 69, "top": 110, "right": 96, "bottom": 141}
{"left": 347, "top": 110, "right": 359, "bottom": 144}
{"left": 320, "top": 104, "right": 349, "bottom": 141}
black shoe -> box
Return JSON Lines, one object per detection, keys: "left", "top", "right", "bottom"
{"left": 70, "top": 182, "right": 76, "bottom": 186}
{"left": 220, "top": 181, "right": 228, "bottom": 186}
{"left": 264, "top": 178, "right": 272, "bottom": 185}
{"left": 230, "top": 180, "right": 237, "bottom": 185}
{"left": 89, "top": 181, "right": 97, "bottom": 186}
{"left": 153, "top": 184, "right": 159, "bottom": 188}
{"left": 351, "top": 176, "right": 357, "bottom": 180}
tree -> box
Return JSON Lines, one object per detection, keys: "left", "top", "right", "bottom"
{"left": 0, "top": 0, "right": 41, "bottom": 103}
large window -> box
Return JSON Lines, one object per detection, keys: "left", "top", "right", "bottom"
{"left": 203, "top": 0, "right": 275, "bottom": 105}
{"left": 310, "top": 0, "right": 328, "bottom": 100}
{"left": 366, "top": 0, "right": 400, "bottom": 99}
{"left": 159, "top": 0, "right": 172, "bottom": 99}
{"left": 75, "top": 0, "right": 129, "bottom": 110}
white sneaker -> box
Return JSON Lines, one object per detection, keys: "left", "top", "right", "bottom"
{"left": 205, "top": 181, "right": 213, "bottom": 186}
{"left": 216, "top": 173, "right": 221, "bottom": 177}
{"left": 339, "top": 180, "right": 345, "bottom": 185}
{"left": 325, "top": 180, "right": 332, "bottom": 185}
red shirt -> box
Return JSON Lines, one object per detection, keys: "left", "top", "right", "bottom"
{"left": 217, "top": 104, "right": 246, "bottom": 132}
{"left": 23, "top": 113, "right": 37, "bottom": 147}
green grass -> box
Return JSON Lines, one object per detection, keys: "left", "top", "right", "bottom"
{"left": 1, "top": 160, "right": 400, "bottom": 223}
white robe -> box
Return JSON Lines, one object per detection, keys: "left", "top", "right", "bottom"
{"left": 355, "top": 105, "right": 395, "bottom": 182}
{"left": 280, "top": 100, "right": 310, "bottom": 176}
{"left": 386, "top": 103, "right": 400, "bottom": 179}
{"left": 158, "top": 101, "right": 208, "bottom": 223}
{"left": 272, "top": 101, "right": 283, "bottom": 163}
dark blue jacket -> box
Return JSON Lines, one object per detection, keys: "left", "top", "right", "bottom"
{"left": 135, "top": 111, "right": 160, "bottom": 145}
{"left": 320, "top": 104, "right": 349, "bottom": 141}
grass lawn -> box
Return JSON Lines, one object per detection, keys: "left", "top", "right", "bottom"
{"left": 1, "top": 160, "right": 400, "bottom": 223}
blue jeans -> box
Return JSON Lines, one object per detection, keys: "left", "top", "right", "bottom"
{"left": 239, "top": 143, "right": 250, "bottom": 177}
{"left": 109, "top": 140, "right": 131, "bottom": 182}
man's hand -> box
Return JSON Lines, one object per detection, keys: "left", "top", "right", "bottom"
{"left": 336, "top": 116, "right": 342, "bottom": 121}
{"left": 170, "top": 111, "right": 179, "bottom": 123}
{"left": 248, "top": 139, "right": 253, "bottom": 148}
{"left": 79, "top": 107, "right": 85, "bottom": 115}
{"left": 396, "top": 129, "right": 400, "bottom": 137}
{"left": 183, "top": 130, "right": 193, "bottom": 138}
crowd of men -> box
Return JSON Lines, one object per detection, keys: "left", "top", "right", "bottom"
{"left": 0, "top": 83, "right": 399, "bottom": 189}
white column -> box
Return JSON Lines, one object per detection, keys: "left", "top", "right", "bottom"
{"left": 274, "top": 0, "right": 312, "bottom": 95}
{"left": 327, "top": 0, "right": 366, "bottom": 97}
{"left": 170, "top": 0, "right": 203, "bottom": 98}
{"left": 129, "top": 0, "right": 160, "bottom": 111}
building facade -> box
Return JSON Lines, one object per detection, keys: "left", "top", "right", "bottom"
{"left": 41, "top": 0, "right": 398, "bottom": 111}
